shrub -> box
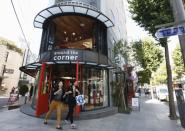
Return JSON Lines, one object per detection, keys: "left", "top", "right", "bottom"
{"left": 19, "top": 85, "right": 29, "bottom": 96}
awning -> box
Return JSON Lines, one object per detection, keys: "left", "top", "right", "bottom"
{"left": 19, "top": 62, "right": 42, "bottom": 77}
{"left": 19, "top": 61, "right": 116, "bottom": 77}
{"left": 33, "top": 1, "right": 114, "bottom": 28}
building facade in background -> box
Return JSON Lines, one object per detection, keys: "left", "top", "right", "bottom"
{"left": 0, "top": 38, "right": 23, "bottom": 96}
{"left": 20, "top": 0, "right": 127, "bottom": 116}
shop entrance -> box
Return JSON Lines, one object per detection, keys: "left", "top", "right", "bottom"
{"left": 35, "top": 63, "right": 79, "bottom": 117}
{"left": 34, "top": 63, "right": 109, "bottom": 116}
{"left": 52, "top": 64, "right": 109, "bottom": 111}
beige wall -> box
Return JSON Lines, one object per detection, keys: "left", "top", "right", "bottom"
{"left": 0, "top": 45, "right": 23, "bottom": 96}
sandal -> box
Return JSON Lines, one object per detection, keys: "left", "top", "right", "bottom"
{"left": 43, "top": 120, "right": 47, "bottom": 125}
{"left": 56, "top": 126, "right": 62, "bottom": 129}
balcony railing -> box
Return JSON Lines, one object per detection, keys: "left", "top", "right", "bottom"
{"left": 56, "top": 1, "right": 100, "bottom": 12}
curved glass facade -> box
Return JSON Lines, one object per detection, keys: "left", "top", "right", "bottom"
{"left": 40, "top": 15, "right": 107, "bottom": 56}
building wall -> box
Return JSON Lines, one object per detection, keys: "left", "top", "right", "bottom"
{"left": 0, "top": 44, "right": 23, "bottom": 96}
{"left": 0, "top": 45, "right": 7, "bottom": 76}
{"left": 101, "top": 0, "right": 127, "bottom": 106}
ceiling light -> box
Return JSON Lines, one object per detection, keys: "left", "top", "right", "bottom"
{"left": 80, "top": 23, "right": 85, "bottom": 27}
{"left": 64, "top": 31, "right": 67, "bottom": 34}
{"left": 72, "top": 32, "right": 75, "bottom": 36}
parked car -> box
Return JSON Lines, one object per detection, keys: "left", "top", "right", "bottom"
{"left": 156, "top": 87, "right": 168, "bottom": 101}
{"left": 144, "top": 88, "right": 151, "bottom": 95}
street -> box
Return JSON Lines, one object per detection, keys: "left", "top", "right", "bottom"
{"left": 0, "top": 95, "right": 184, "bottom": 131}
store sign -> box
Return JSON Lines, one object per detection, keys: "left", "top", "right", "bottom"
{"left": 52, "top": 49, "right": 83, "bottom": 62}
{"left": 155, "top": 25, "right": 185, "bottom": 38}
{"left": 132, "top": 97, "right": 140, "bottom": 111}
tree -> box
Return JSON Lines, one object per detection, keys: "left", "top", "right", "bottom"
{"left": 172, "top": 45, "right": 185, "bottom": 80}
{"left": 113, "top": 40, "right": 130, "bottom": 62}
{"left": 129, "top": 0, "right": 177, "bottom": 119}
{"left": 132, "top": 39, "right": 163, "bottom": 85}
{"left": 112, "top": 40, "right": 131, "bottom": 113}
{"left": 151, "top": 62, "right": 167, "bottom": 85}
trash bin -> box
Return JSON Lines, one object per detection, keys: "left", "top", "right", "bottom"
{"left": 175, "top": 89, "right": 185, "bottom": 128}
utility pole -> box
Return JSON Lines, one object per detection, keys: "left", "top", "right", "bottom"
{"left": 170, "top": 0, "right": 185, "bottom": 66}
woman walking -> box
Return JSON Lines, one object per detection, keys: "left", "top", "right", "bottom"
{"left": 63, "top": 81, "right": 80, "bottom": 129}
{"left": 44, "top": 80, "right": 64, "bottom": 129}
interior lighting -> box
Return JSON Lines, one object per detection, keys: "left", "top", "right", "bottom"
{"left": 99, "top": 64, "right": 108, "bottom": 67}
{"left": 61, "top": 77, "right": 75, "bottom": 80}
{"left": 107, "top": 66, "right": 114, "bottom": 69}
{"left": 80, "top": 23, "right": 85, "bottom": 27}
{"left": 72, "top": 32, "right": 76, "bottom": 36}
{"left": 86, "top": 62, "right": 98, "bottom": 65}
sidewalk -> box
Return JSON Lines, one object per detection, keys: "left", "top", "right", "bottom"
{"left": 0, "top": 96, "right": 184, "bottom": 131}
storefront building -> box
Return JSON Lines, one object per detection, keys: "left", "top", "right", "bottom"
{"left": 20, "top": 0, "right": 127, "bottom": 117}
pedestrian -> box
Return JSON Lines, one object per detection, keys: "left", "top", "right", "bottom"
{"left": 63, "top": 80, "right": 80, "bottom": 129}
{"left": 10, "top": 86, "right": 15, "bottom": 94}
{"left": 24, "top": 91, "right": 29, "bottom": 104}
{"left": 44, "top": 80, "right": 64, "bottom": 129}
{"left": 29, "top": 84, "right": 34, "bottom": 101}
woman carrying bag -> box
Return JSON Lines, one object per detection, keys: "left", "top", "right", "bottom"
{"left": 63, "top": 81, "right": 80, "bottom": 129}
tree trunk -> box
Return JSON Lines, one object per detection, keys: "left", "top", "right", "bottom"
{"left": 164, "top": 41, "right": 178, "bottom": 120}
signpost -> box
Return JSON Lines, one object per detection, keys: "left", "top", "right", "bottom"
{"left": 155, "top": 25, "right": 185, "bottom": 38}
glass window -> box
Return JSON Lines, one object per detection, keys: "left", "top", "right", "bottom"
{"left": 80, "top": 66, "right": 108, "bottom": 111}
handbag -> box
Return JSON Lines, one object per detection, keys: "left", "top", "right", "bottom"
{"left": 76, "top": 95, "right": 85, "bottom": 105}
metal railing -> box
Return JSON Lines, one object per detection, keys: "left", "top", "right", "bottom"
{"left": 56, "top": 1, "right": 100, "bottom": 12}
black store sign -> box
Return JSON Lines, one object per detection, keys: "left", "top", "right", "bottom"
{"left": 52, "top": 49, "right": 83, "bottom": 62}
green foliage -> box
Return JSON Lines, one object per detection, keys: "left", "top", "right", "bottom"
{"left": 128, "top": 0, "right": 173, "bottom": 37}
{"left": 111, "top": 81, "right": 121, "bottom": 106}
{"left": 172, "top": 45, "right": 185, "bottom": 79}
{"left": 151, "top": 63, "right": 167, "bottom": 85}
{"left": 132, "top": 39, "right": 164, "bottom": 83}
{"left": 137, "top": 70, "right": 151, "bottom": 85}
{"left": 113, "top": 40, "right": 130, "bottom": 61}
{"left": 110, "top": 81, "right": 131, "bottom": 114}
{"left": 19, "top": 85, "right": 29, "bottom": 96}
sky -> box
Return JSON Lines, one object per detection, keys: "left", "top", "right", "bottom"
{"left": 0, "top": 0, "right": 48, "bottom": 55}
{"left": 0, "top": 0, "right": 179, "bottom": 58}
